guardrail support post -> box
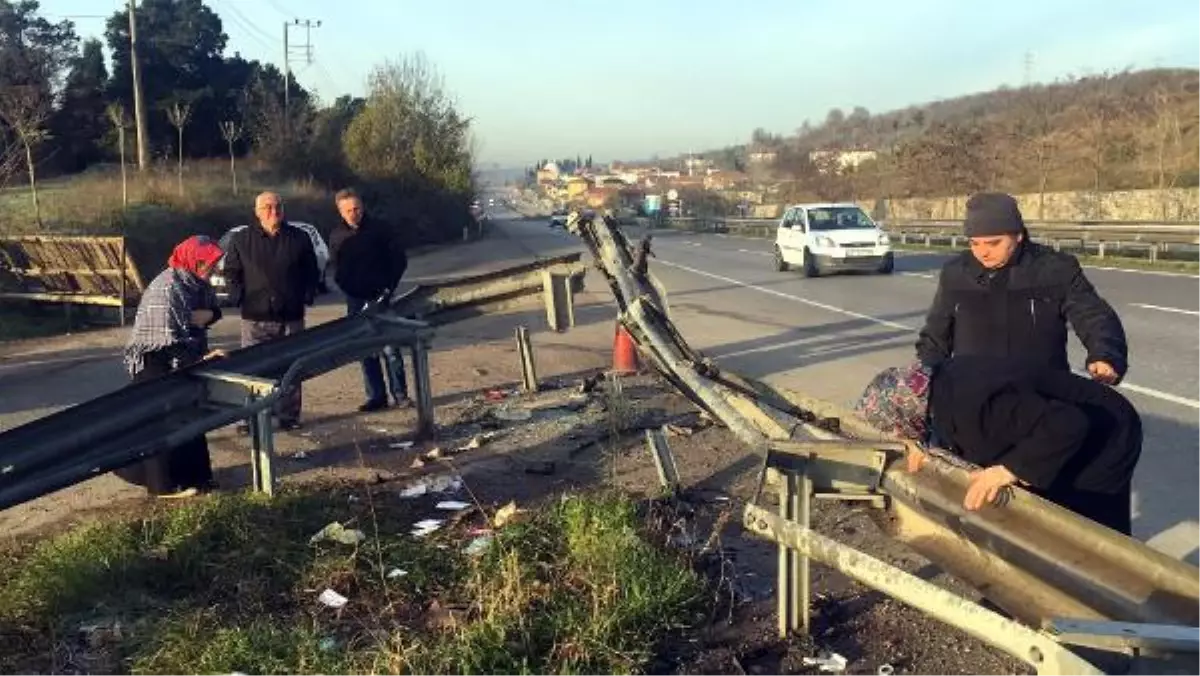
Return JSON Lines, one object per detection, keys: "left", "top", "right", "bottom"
{"left": 411, "top": 338, "right": 435, "bottom": 439}
{"left": 645, "top": 427, "right": 680, "bottom": 494}
{"left": 542, "top": 269, "right": 576, "bottom": 332}
{"left": 1149, "top": 244, "right": 1159, "bottom": 264}
{"left": 248, "top": 396, "right": 277, "bottom": 496}
{"left": 1097, "top": 241, "right": 1106, "bottom": 259}
{"left": 776, "top": 466, "right": 812, "bottom": 636}
{"left": 516, "top": 325, "right": 539, "bottom": 393}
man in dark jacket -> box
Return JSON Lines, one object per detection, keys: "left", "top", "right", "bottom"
{"left": 915, "top": 192, "right": 1128, "bottom": 385}
{"left": 223, "top": 191, "right": 321, "bottom": 429}
{"left": 329, "top": 188, "right": 411, "bottom": 412}
{"left": 856, "top": 357, "right": 1142, "bottom": 534}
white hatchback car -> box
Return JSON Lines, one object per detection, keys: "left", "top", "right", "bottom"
{"left": 772, "top": 203, "right": 893, "bottom": 277}
{"left": 210, "top": 222, "right": 331, "bottom": 305}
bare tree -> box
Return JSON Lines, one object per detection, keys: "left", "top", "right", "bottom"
{"left": 106, "top": 102, "right": 130, "bottom": 207}
{"left": 219, "top": 119, "right": 243, "bottom": 195}
{"left": 0, "top": 85, "right": 52, "bottom": 227}
{"left": 1148, "top": 84, "right": 1185, "bottom": 220}
{"left": 165, "top": 100, "right": 193, "bottom": 195}
{"left": 1013, "top": 87, "right": 1058, "bottom": 219}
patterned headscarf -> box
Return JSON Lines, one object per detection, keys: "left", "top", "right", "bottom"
{"left": 855, "top": 362, "right": 933, "bottom": 441}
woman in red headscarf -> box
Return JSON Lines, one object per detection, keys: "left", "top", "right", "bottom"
{"left": 118, "top": 235, "right": 227, "bottom": 498}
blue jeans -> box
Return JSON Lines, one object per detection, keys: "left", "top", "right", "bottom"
{"left": 346, "top": 297, "right": 408, "bottom": 403}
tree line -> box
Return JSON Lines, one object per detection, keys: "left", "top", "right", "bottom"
{"left": 0, "top": 0, "right": 476, "bottom": 242}
{"left": 704, "top": 68, "right": 1199, "bottom": 219}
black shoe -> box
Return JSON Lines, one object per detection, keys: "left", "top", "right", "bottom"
{"left": 278, "top": 419, "right": 302, "bottom": 431}
{"left": 358, "top": 399, "right": 389, "bottom": 413}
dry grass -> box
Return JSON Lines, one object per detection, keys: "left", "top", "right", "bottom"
{"left": 0, "top": 159, "right": 337, "bottom": 278}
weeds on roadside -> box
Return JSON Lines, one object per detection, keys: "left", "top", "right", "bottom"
{"left": 0, "top": 485, "right": 704, "bottom": 675}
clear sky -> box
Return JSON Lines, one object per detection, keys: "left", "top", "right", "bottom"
{"left": 46, "top": 0, "right": 1200, "bottom": 167}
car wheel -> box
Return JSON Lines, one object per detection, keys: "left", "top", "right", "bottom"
{"left": 773, "top": 245, "right": 789, "bottom": 272}
{"left": 878, "top": 252, "right": 895, "bottom": 274}
{"left": 803, "top": 248, "right": 821, "bottom": 278}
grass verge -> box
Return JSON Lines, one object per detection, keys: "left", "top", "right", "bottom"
{"left": 0, "top": 484, "right": 705, "bottom": 675}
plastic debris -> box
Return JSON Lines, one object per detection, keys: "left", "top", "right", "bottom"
{"left": 390, "top": 441, "right": 415, "bottom": 450}
{"left": 877, "top": 665, "right": 895, "bottom": 676}
{"left": 428, "top": 474, "right": 464, "bottom": 493}
{"left": 802, "top": 652, "right": 848, "bottom": 673}
{"left": 493, "top": 501, "right": 523, "bottom": 528}
{"left": 399, "top": 483, "right": 428, "bottom": 498}
{"left": 492, "top": 407, "right": 533, "bottom": 422}
{"left": 293, "top": 450, "right": 309, "bottom": 460}
{"left": 387, "top": 568, "right": 408, "bottom": 579}
{"left": 317, "top": 589, "right": 348, "bottom": 609}
{"left": 309, "top": 522, "right": 366, "bottom": 545}
{"left": 436, "top": 500, "right": 471, "bottom": 511}
{"left": 411, "top": 519, "right": 444, "bottom": 537}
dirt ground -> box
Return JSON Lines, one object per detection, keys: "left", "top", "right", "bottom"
{"left": 0, "top": 277, "right": 1034, "bottom": 674}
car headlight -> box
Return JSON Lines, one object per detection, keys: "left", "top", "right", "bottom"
{"left": 814, "top": 235, "right": 835, "bottom": 248}
{"left": 878, "top": 233, "right": 890, "bottom": 245}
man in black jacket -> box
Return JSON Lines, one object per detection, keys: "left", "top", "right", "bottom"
{"left": 223, "top": 191, "right": 321, "bottom": 429}
{"left": 329, "top": 188, "right": 411, "bottom": 412}
{"left": 856, "top": 357, "right": 1142, "bottom": 534}
{"left": 915, "top": 192, "right": 1128, "bottom": 385}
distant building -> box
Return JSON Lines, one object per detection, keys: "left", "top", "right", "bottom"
{"left": 808, "top": 149, "right": 878, "bottom": 173}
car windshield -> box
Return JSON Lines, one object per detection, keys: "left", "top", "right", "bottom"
{"left": 807, "top": 207, "right": 875, "bottom": 231}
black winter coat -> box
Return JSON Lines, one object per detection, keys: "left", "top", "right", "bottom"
{"left": 328, "top": 216, "right": 408, "bottom": 300}
{"left": 223, "top": 223, "right": 320, "bottom": 322}
{"left": 916, "top": 242, "right": 1129, "bottom": 381}
{"left": 928, "top": 356, "right": 1142, "bottom": 533}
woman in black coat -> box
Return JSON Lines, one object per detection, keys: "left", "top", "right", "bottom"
{"left": 855, "top": 356, "right": 1142, "bottom": 534}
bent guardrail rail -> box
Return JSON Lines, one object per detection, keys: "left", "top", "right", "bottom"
{"left": 0, "top": 255, "right": 587, "bottom": 512}
{"left": 567, "top": 210, "right": 1199, "bottom": 674}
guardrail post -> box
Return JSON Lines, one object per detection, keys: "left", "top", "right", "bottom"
{"left": 1097, "top": 241, "right": 1106, "bottom": 259}
{"left": 1149, "top": 244, "right": 1158, "bottom": 264}
{"left": 924, "top": 234, "right": 932, "bottom": 247}
{"left": 776, "top": 466, "right": 812, "bottom": 636}
{"left": 542, "top": 269, "right": 576, "bottom": 332}
{"left": 411, "top": 338, "right": 435, "bottom": 439}
{"left": 248, "top": 397, "right": 277, "bottom": 496}
{"left": 515, "top": 325, "right": 539, "bottom": 393}
{"left": 950, "top": 235, "right": 959, "bottom": 249}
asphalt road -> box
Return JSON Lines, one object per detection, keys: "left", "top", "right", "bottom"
{"left": 497, "top": 215, "right": 1200, "bottom": 563}
{"left": 2, "top": 213, "right": 1196, "bottom": 563}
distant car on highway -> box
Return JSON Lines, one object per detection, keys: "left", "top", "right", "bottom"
{"left": 772, "top": 203, "right": 893, "bottom": 277}
{"left": 548, "top": 209, "right": 568, "bottom": 228}
{"left": 210, "top": 222, "right": 331, "bottom": 306}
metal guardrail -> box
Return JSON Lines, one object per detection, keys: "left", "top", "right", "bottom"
{"left": 657, "top": 217, "right": 1199, "bottom": 263}
{"left": 568, "top": 211, "right": 1199, "bottom": 674}
{"left": 0, "top": 254, "right": 587, "bottom": 512}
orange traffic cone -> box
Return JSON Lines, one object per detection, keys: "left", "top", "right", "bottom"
{"left": 612, "top": 323, "right": 640, "bottom": 375}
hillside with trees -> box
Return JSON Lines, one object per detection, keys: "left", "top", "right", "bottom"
{"left": 695, "top": 68, "right": 1199, "bottom": 215}
{"left": 0, "top": 0, "right": 476, "bottom": 247}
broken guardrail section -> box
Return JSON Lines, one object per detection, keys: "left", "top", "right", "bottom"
{"left": 0, "top": 255, "right": 587, "bottom": 512}
{"left": 566, "top": 210, "right": 1199, "bottom": 675}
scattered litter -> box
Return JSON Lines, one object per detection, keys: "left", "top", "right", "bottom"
{"left": 411, "top": 519, "right": 444, "bottom": 537}
{"left": 387, "top": 568, "right": 408, "bottom": 579}
{"left": 664, "top": 423, "right": 695, "bottom": 437}
{"left": 474, "top": 368, "right": 490, "bottom": 377}
{"left": 390, "top": 441, "right": 415, "bottom": 450}
{"left": 429, "top": 475, "right": 464, "bottom": 493}
{"left": 318, "top": 637, "right": 337, "bottom": 652}
{"left": 309, "top": 522, "right": 366, "bottom": 545}
{"left": 293, "top": 451, "right": 309, "bottom": 460}
{"left": 347, "top": 495, "right": 360, "bottom": 503}
{"left": 802, "top": 652, "right": 848, "bottom": 673}
{"left": 424, "top": 447, "right": 444, "bottom": 460}
{"left": 399, "top": 483, "right": 428, "bottom": 498}
{"left": 317, "top": 589, "right": 348, "bottom": 609}
{"left": 493, "top": 501, "right": 523, "bottom": 528}
{"left": 410, "top": 457, "right": 426, "bottom": 469}
{"left": 371, "top": 427, "right": 390, "bottom": 435}
{"left": 877, "top": 665, "right": 895, "bottom": 676}
{"left": 712, "top": 495, "right": 731, "bottom": 503}
{"left": 492, "top": 407, "right": 533, "bottom": 422}
{"left": 436, "top": 500, "right": 471, "bottom": 511}
{"left": 484, "top": 388, "right": 506, "bottom": 401}
{"left": 464, "top": 534, "right": 495, "bottom": 556}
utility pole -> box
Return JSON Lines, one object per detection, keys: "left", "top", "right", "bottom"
{"left": 282, "top": 18, "right": 321, "bottom": 138}
{"left": 128, "top": 0, "right": 149, "bottom": 170}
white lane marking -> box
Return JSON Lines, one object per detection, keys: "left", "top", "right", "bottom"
{"left": 901, "top": 272, "right": 935, "bottom": 279}
{"left": 1130, "top": 303, "right": 1200, "bottom": 317}
{"left": 1084, "top": 265, "right": 1199, "bottom": 279}
{"left": 657, "top": 257, "right": 1200, "bottom": 410}
{"left": 657, "top": 259, "right": 914, "bottom": 330}
{"left": 1143, "top": 520, "right": 1200, "bottom": 561}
